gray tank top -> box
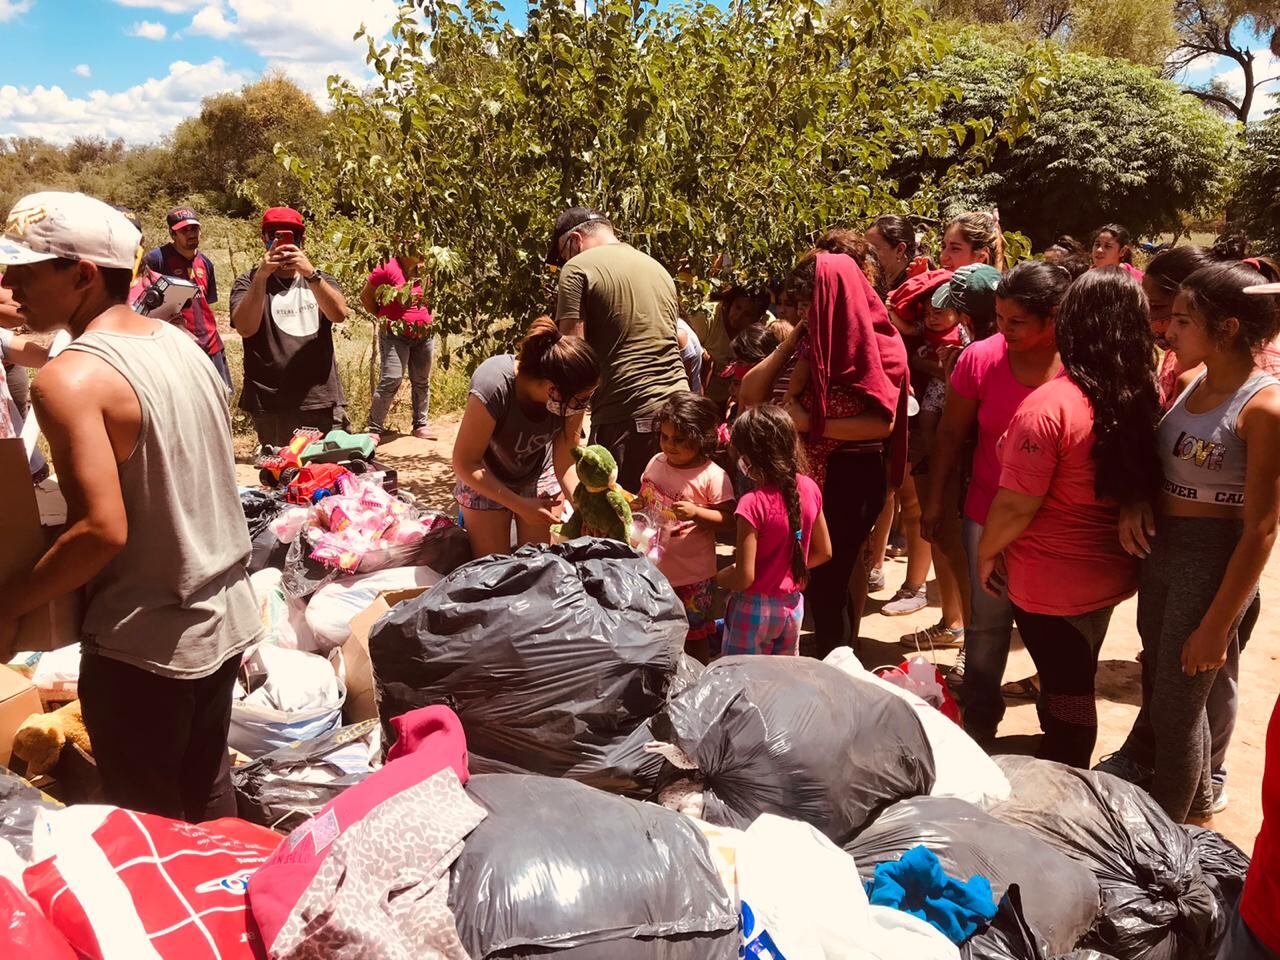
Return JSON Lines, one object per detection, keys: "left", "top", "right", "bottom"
{"left": 65, "top": 323, "right": 262, "bottom": 678}
{"left": 1158, "top": 370, "right": 1280, "bottom": 507}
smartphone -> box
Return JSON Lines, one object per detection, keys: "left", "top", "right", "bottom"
{"left": 271, "top": 230, "right": 295, "bottom": 249}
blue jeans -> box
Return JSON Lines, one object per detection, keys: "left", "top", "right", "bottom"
{"left": 959, "top": 517, "right": 1015, "bottom": 738}
{"left": 366, "top": 330, "right": 434, "bottom": 432}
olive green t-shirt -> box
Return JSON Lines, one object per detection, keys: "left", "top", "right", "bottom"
{"left": 555, "top": 242, "right": 687, "bottom": 426}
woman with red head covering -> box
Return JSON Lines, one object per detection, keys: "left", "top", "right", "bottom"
{"left": 777, "top": 250, "right": 909, "bottom": 656}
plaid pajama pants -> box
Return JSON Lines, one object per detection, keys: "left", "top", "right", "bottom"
{"left": 722, "top": 591, "right": 804, "bottom": 657}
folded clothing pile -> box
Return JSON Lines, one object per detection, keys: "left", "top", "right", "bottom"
{"left": 369, "top": 538, "right": 688, "bottom": 795}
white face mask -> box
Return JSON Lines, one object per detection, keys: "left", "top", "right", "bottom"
{"left": 546, "top": 398, "right": 569, "bottom": 417}
{"left": 737, "top": 457, "right": 752, "bottom": 478}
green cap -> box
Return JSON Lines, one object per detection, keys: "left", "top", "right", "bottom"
{"left": 931, "top": 263, "right": 1002, "bottom": 317}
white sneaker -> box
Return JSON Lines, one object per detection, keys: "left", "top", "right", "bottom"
{"left": 868, "top": 567, "right": 887, "bottom": 593}
{"left": 881, "top": 585, "right": 927, "bottom": 616}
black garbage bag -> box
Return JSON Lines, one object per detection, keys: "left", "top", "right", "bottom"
{"left": 232, "top": 720, "right": 378, "bottom": 832}
{"left": 990, "top": 756, "right": 1221, "bottom": 960}
{"left": 242, "top": 489, "right": 290, "bottom": 573}
{"left": 370, "top": 538, "right": 687, "bottom": 795}
{"left": 1186, "top": 825, "right": 1250, "bottom": 929}
{"left": 963, "top": 886, "right": 1120, "bottom": 960}
{"left": 449, "top": 774, "right": 738, "bottom": 959}
{"left": 651, "top": 655, "right": 935, "bottom": 843}
{"left": 847, "top": 796, "right": 1100, "bottom": 956}
{"left": 0, "top": 766, "right": 61, "bottom": 861}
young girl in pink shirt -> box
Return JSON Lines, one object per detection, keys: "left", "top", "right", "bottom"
{"left": 717, "top": 405, "right": 832, "bottom": 656}
{"left": 638, "top": 392, "right": 735, "bottom": 662}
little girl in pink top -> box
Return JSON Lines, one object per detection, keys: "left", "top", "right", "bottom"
{"left": 638, "top": 392, "right": 735, "bottom": 662}
{"left": 717, "top": 405, "right": 832, "bottom": 656}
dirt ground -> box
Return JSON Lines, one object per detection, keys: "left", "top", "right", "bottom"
{"left": 240, "top": 413, "right": 1273, "bottom": 851}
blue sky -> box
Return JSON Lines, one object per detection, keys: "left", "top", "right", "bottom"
{"left": 0, "top": 0, "right": 1274, "bottom": 144}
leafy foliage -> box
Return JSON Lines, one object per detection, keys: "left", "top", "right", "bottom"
{"left": 1228, "top": 110, "right": 1280, "bottom": 251}
{"left": 896, "top": 35, "right": 1237, "bottom": 246}
{"left": 929, "top": 0, "right": 1178, "bottom": 65}
{"left": 290, "top": 0, "right": 1048, "bottom": 361}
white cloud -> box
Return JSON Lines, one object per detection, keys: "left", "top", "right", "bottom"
{"left": 188, "top": 4, "right": 234, "bottom": 39}
{"left": 0, "top": 58, "right": 251, "bottom": 144}
{"left": 72, "top": 64, "right": 92, "bottom": 78}
{"left": 219, "top": 0, "right": 398, "bottom": 62}
{"left": 0, "top": 0, "right": 34, "bottom": 23}
{"left": 114, "top": 0, "right": 206, "bottom": 12}
{"left": 183, "top": 0, "right": 399, "bottom": 104}
{"left": 1204, "top": 47, "right": 1280, "bottom": 120}
{"left": 129, "top": 20, "right": 168, "bottom": 40}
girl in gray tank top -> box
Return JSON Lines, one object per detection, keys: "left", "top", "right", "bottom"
{"left": 1112, "top": 262, "right": 1280, "bottom": 825}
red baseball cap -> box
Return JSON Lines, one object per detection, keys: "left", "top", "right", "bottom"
{"left": 262, "top": 207, "right": 305, "bottom": 231}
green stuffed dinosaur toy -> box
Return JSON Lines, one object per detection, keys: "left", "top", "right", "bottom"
{"left": 558, "top": 444, "right": 634, "bottom": 543}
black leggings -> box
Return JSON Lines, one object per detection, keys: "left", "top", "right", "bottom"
{"left": 79, "top": 652, "right": 240, "bottom": 823}
{"left": 807, "top": 446, "right": 888, "bottom": 659}
{"left": 1011, "top": 604, "right": 1115, "bottom": 768}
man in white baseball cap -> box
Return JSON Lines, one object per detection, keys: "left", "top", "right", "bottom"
{"left": 0, "top": 191, "right": 262, "bottom": 822}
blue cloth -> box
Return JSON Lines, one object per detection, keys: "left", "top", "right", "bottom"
{"left": 864, "top": 844, "right": 998, "bottom": 945}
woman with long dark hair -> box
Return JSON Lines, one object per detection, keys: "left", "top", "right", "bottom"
{"left": 975, "top": 267, "right": 1161, "bottom": 767}
{"left": 1090, "top": 223, "right": 1143, "bottom": 282}
{"left": 922, "top": 261, "right": 1068, "bottom": 743}
{"left": 1113, "top": 263, "right": 1280, "bottom": 823}
{"left": 867, "top": 215, "right": 919, "bottom": 294}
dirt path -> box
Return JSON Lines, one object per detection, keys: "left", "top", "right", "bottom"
{"left": 240, "top": 414, "right": 1273, "bottom": 850}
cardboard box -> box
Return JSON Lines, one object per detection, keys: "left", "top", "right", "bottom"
{"left": 0, "top": 438, "right": 82, "bottom": 652}
{"left": 343, "top": 587, "right": 429, "bottom": 723}
{"left": 0, "top": 665, "right": 43, "bottom": 767}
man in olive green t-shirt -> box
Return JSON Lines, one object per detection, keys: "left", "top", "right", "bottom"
{"left": 550, "top": 207, "right": 687, "bottom": 491}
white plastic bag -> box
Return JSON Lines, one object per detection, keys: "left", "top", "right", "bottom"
{"left": 31, "top": 644, "right": 81, "bottom": 699}
{"left": 302, "top": 564, "right": 442, "bottom": 653}
{"left": 229, "top": 646, "right": 345, "bottom": 759}
{"left": 824, "top": 648, "right": 1010, "bottom": 808}
{"left": 730, "top": 814, "right": 961, "bottom": 960}
{"left": 249, "top": 568, "right": 315, "bottom": 652}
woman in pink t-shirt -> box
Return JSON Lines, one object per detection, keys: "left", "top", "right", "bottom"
{"left": 922, "top": 260, "right": 1066, "bottom": 743}
{"left": 976, "top": 268, "right": 1162, "bottom": 768}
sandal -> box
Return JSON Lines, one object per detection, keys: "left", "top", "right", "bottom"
{"left": 1001, "top": 675, "right": 1040, "bottom": 700}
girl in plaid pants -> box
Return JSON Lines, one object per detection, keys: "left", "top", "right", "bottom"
{"left": 716, "top": 406, "right": 832, "bottom": 655}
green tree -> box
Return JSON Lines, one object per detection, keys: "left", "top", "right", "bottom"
{"left": 172, "top": 73, "right": 324, "bottom": 215}
{"left": 1168, "top": 0, "right": 1280, "bottom": 123}
{"left": 929, "top": 0, "right": 1178, "bottom": 65}
{"left": 896, "top": 35, "right": 1237, "bottom": 246}
{"left": 1228, "top": 110, "right": 1280, "bottom": 250}
{"left": 290, "top": 0, "right": 1050, "bottom": 361}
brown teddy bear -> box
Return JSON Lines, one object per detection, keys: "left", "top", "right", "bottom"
{"left": 13, "top": 700, "right": 92, "bottom": 776}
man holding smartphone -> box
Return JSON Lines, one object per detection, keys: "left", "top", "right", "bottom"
{"left": 230, "top": 207, "right": 349, "bottom": 446}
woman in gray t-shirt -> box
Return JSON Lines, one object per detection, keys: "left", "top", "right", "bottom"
{"left": 453, "top": 318, "right": 599, "bottom": 557}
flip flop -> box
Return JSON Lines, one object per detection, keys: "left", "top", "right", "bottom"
{"left": 1001, "top": 675, "right": 1040, "bottom": 700}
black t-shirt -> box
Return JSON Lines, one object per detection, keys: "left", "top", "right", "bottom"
{"left": 230, "top": 269, "right": 345, "bottom": 414}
